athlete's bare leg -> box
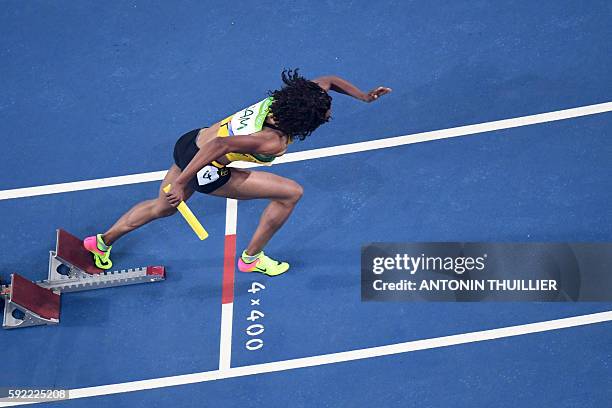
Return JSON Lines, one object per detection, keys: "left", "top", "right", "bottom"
{"left": 102, "top": 164, "right": 195, "bottom": 245}
{"left": 211, "top": 169, "right": 303, "bottom": 255}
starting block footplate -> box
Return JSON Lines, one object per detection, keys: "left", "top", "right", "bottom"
{"left": 2, "top": 229, "right": 166, "bottom": 329}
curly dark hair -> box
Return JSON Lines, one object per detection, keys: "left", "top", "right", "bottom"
{"left": 268, "top": 69, "right": 332, "bottom": 141}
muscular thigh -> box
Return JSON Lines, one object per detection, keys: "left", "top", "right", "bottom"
{"left": 210, "top": 169, "right": 301, "bottom": 201}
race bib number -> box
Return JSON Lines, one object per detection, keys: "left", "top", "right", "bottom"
{"left": 196, "top": 165, "right": 220, "bottom": 186}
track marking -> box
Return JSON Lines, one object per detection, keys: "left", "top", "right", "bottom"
{"left": 224, "top": 198, "right": 238, "bottom": 236}
{"left": 219, "top": 303, "right": 234, "bottom": 371}
{"left": 0, "top": 171, "right": 168, "bottom": 201}
{"left": 1, "top": 101, "right": 610, "bottom": 201}
{"left": 219, "top": 199, "right": 238, "bottom": 370}
{"left": 1, "top": 311, "right": 610, "bottom": 406}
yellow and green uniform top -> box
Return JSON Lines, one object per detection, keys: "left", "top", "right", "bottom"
{"left": 216, "top": 97, "right": 287, "bottom": 166}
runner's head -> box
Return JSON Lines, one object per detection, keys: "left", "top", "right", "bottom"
{"left": 268, "top": 69, "right": 332, "bottom": 141}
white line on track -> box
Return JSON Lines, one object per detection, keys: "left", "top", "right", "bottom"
{"left": 219, "top": 198, "right": 238, "bottom": 371}
{"left": 2, "top": 311, "right": 611, "bottom": 406}
{"left": 224, "top": 199, "right": 238, "bottom": 236}
{"left": 1, "top": 101, "right": 610, "bottom": 201}
{"left": 218, "top": 302, "right": 234, "bottom": 371}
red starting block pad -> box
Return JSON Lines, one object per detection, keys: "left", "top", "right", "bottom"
{"left": 48, "top": 229, "right": 166, "bottom": 283}
{"left": 2, "top": 274, "right": 61, "bottom": 329}
{"left": 1, "top": 228, "right": 166, "bottom": 329}
{"left": 54, "top": 229, "right": 104, "bottom": 275}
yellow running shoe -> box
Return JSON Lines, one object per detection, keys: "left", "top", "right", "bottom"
{"left": 238, "top": 250, "right": 289, "bottom": 276}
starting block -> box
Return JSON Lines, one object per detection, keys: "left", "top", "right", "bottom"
{"left": 1, "top": 229, "right": 165, "bottom": 329}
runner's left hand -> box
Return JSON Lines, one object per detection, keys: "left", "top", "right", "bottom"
{"left": 364, "top": 86, "right": 392, "bottom": 102}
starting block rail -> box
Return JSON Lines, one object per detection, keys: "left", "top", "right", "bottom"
{"left": 1, "top": 229, "right": 165, "bottom": 329}
{"left": 39, "top": 266, "right": 165, "bottom": 293}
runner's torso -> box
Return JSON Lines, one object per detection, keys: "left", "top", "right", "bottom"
{"left": 196, "top": 97, "right": 290, "bottom": 166}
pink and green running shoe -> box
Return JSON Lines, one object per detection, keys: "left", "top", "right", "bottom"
{"left": 83, "top": 234, "right": 113, "bottom": 270}
{"left": 238, "top": 250, "right": 289, "bottom": 276}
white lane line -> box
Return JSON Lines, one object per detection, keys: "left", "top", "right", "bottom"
{"left": 0, "top": 170, "right": 168, "bottom": 201}
{"left": 1, "top": 101, "right": 611, "bottom": 201}
{"left": 233, "top": 101, "right": 612, "bottom": 168}
{"left": 219, "top": 198, "right": 238, "bottom": 371}
{"left": 1, "top": 310, "right": 610, "bottom": 406}
{"left": 224, "top": 199, "right": 238, "bottom": 236}
{"left": 219, "top": 302, "right": 234, "bottom": 371}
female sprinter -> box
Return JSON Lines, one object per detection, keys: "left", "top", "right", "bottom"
{"left": 84, "top": 69, "right": 391, "bottom": 276}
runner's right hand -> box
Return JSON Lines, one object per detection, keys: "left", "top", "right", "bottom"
{"left": 165, "top": 182, "right": 187, "bottom": 207}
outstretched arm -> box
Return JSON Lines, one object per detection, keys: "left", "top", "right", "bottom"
{"left": 313, "top": 75, "right": 392, "bottom": 102}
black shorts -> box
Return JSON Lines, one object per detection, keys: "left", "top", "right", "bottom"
{"left": 173, "top": 129, "right": 231, "bottom": 194}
